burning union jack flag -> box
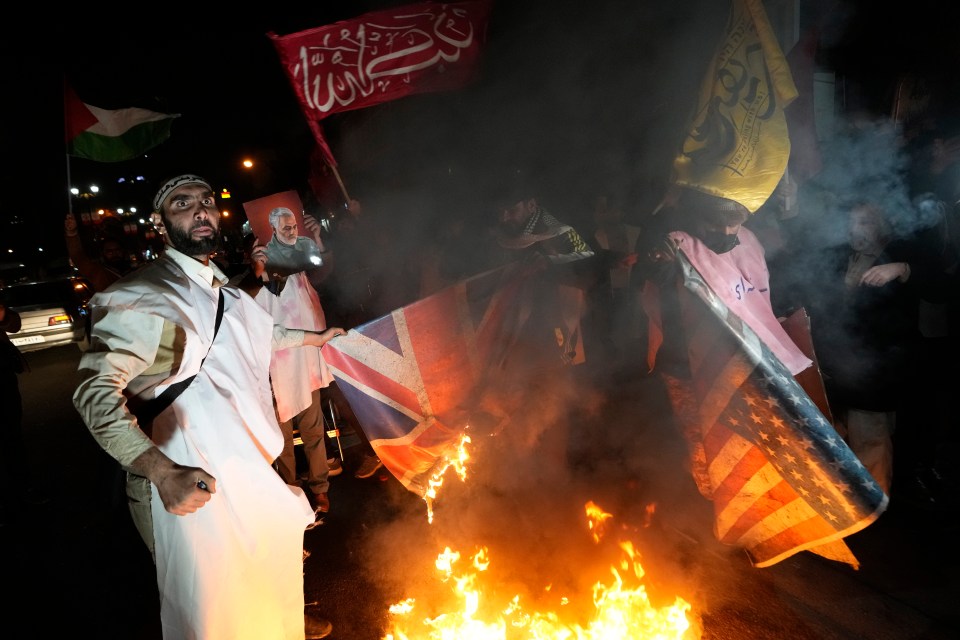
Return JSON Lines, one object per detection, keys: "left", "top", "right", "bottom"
{"left": 321, "top": 262, "right": 581, "bottom": 496}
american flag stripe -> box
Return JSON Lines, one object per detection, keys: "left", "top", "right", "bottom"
{"left": 674, "top": 251, "right": 887, "bottom": 568}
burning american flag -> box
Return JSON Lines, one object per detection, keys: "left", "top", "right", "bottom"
{"left": 664, "top": 251, "right": 888, "bottom": 568}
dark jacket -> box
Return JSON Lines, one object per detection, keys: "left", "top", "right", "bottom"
{"left": 0, "top": 300, "right": 27, "bottom": 376}
{"left": 806, "top": 240, "right": 922, "bottom": 412}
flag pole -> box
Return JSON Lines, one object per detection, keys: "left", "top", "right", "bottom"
{"left": 308, "top": 120, "right": 351, "bottom": 204}
{"left": 327, "top": 399, "right": 345, "bottom": 461}
{"left": 650, "top": 183, "right": 682, "bottom": 217}
{"left": 62, "top": 75, "right": 75, "bottom": 219}
{"left": 329, "top": 162, "right": 351, "bottom": 205}
{"left": 65, "top": 154, "right": 74, "bottom": 217}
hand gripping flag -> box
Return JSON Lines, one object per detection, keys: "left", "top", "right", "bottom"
{"left": 64, "top": 81, "right": 179, "bottom": 163}
{"left": 662, "top": 251, "right": 887, "bottom": 568}
{"left": 672, "top": 0, "right": 798, "bottom": 213}
{"left": 321, "top": 261, "right": 585, "bottom": 497}
{"left": 268, "top": 0, "right": 492, "bottom": 167}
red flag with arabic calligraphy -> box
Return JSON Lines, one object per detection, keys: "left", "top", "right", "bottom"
{"left": 269, "top": 1, "right": 492, "bottom": 165}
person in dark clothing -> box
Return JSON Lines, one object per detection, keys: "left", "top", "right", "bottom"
{"left": 896, "top": 192, "right": 960, "bottom": 507}
{"left": 802, "top": 201, "right": 925, "bottom": 495}
{"left": 0, "top": 295, "right": 35, "bottom": 525}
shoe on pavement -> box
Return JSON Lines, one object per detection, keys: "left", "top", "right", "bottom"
{"left": 305, "top": 612, "right": 333, "bottom": 639}
{"left": 354, "top": 454, "right": 383, "bottom": 479}
{"left": 312, "top": 491, "right": 329, "bottom": 514}
{"left": 327, "top": 457, "right": 343, "bottom": 477}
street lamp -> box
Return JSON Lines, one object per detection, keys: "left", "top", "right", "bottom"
{"left": 70, "top": 184, "right": 99, "bottom": 195}
{"left": 70, "top": 184, "right": 101, "bottom": 226}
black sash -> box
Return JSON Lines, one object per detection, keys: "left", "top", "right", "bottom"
{"left": 131, "top": 289, "right": 224, "bottom": 427}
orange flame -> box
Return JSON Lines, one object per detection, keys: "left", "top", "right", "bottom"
{"left": 585, "top": 500, "right": 614, "bottom": 543}
{"left": 383, "top": 502, "right": 700, "bottom": 639}
{"left": 423, "top": 435, "right": 472, "bottom": 524}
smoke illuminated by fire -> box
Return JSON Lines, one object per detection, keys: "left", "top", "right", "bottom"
{"left": 383, "top": 501, "right": 701, "bottom": 639}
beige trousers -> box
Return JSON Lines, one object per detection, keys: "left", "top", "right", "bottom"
{"left": 846, "top": 409, "right": 895, "bottom": 494}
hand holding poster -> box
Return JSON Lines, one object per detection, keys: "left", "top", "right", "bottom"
{"left": 243, "top": 190, "right": 326, "bottom": 278}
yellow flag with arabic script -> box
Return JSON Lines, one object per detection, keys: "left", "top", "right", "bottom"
{"left": 673, "top": 0, "right": 798, "bottom": 213}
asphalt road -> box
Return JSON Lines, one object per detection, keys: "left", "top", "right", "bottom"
{"left": 4, "top": 344, "right": 959, "bottom": 640}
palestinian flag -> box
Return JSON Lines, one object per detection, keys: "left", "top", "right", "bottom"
{"left": 64, "top": 82, "right": 179, "bottom": 162}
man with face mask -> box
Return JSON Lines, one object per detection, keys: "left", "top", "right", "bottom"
{"left": 636, "top": 185, "right": 827, "bottom": 535}
{"left": 640, "top": 186, "right": 813, "bottom": 379}
{"left": 73, "top": 174, "right": 341, "bottom": 639}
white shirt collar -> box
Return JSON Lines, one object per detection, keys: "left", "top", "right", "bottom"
{"left": 164, "top": 247, "right": 229, "bottom": 288}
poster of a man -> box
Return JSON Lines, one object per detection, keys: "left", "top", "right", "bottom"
{"left": 243, "top": 190, "right": 328, "bottom": 279}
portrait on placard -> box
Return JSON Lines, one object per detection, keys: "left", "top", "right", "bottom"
{"left": 243, "top": 190, "right": 324, "bottom": 277}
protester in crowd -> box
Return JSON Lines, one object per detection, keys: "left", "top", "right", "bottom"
{"left": 587, "top": 191, "right": 645, "bottom": 376}
{"left": 64, "top": 213, "right": 136, "bottom": 291}
{"left": 494, "top": 180, "right": 600, "bottom": 361}
{"left": 640, "top": 186, "right": 814, "bottom": 378}
{"left": 897, "top": 191, "right": 960, "bottom": 507}
{"left": 798, "top": 201, "right": 924, "bottom": 495}
{"left": 482, "top": 177, "right": 598, "bottom": 477}
{"left": 325, "top": 379, "right": 385, "bottom": 479}
{"left": 906, "top": 121, "right": 960, "bottom": 209}
{"left": 73, "top": 173, "right": 342, "bottom": 639}
{"left": 901, "top": 123, "right": 960, "bottom": 505}
{"left": 1, "top": 296, "right": 34, "bottom": 526}
{"left": 307, "top": 197, "right": 387, "bottom": 479}
{"left": 494, "top": 178, "right": 596, "bottom": 259}
{"left": 246, "top": 206, "right": 339, "bottom": 520}
{"left": 638, "top": 185, "right": 829, "bottom": 491}
{"left": 65, "top": 214, "right": 145, "bottom": 499}
{"left": 495, "top": 187, "right": 597, "bottom": 267}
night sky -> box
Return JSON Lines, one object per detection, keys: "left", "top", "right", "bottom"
{"left": 2, "top": 0, "right": 958, "bottom": 272}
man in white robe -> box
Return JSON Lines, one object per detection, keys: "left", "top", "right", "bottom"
{"left": 255, "top": 206, "right": 336, "bottom": 517}
{"left": 73, "top": 174, "right": 342, "bottom": 640}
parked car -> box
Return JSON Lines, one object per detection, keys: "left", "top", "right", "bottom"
{"left": 0, "top": 261, "right": 32, "bottom": 286}
{"left": 1, "top": 277, "right": 95, "bottom": 352}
